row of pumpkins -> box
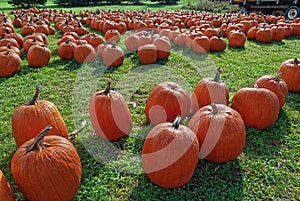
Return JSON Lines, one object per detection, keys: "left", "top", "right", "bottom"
{"left": 2, "top": 8, "right": 300, "bottom": 77}
{"left": 1, "top": 56, "right": 300, "bottom": 200}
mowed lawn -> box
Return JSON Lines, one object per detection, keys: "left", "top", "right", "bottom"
{"left": 0, "top": 0, "right": 299, "bottom": 200}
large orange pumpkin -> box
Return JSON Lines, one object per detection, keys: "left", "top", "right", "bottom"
{"left": 145, "top": 82, "right": 190, "bottom": 125}
{"left": 278, "top": 58, "right": 300, "bottom": 92}
{"left": 190, "top": 67, "right": 229, "bottom": 114}
{"left": 89, "top": 80, "right": 132, "bottom": 141}
{"left": 0, "top": 170, "right": 15, "bottom": 201}
{"left": 253, "top": 72, "right": 288, "bottom": 109}
{"left": 142, "top": 116, "right": 199, "bottom": 188}
{"left": 73, "top": 43, "right": 97, "bottom": 63}
{"left": 188, "top": 104, "right": 246, "bottom": 162}
{"left": 11, "top": 126, "right": 81, "bottom": 201}
{"left": 27, "top": 44, "right": 51, "bottom": 68}
{"left": 12, "top": 87, "right": 69, "bottom": 147}
{"left": 231, "top": 85, "right": 280, "bottom": 129}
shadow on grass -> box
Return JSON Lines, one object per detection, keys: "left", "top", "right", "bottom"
{"left": 243, "top": 108, "right": 291, "bottom": 158}
{"left": 130, "top": 159, "right": 244, "bottom": 200}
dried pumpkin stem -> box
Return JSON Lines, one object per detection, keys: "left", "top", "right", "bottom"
{"left": 27, "top": 87, "right": 40, "bottom": 106}
{"left": 274, "top": 72, "right": 283, "bottom": 82}
{"left": 102, "top": 80, "right": 111, "bottom": 95}
{"left": 25, "top": 125, "right": 52, "bottom": 154}
{"left": 213, "top": 67, "right": 222, "bottom": 82}
{"left": 294, "top": 58, "right": 299, "bottom": 65}
{"left": 211, "top": 103, "right": 218, "bottom": 115}
{"left": 172, "top": 116, "right": 181, "bottom": 129}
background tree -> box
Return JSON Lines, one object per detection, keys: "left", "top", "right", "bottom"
{"left": 8, "top": 0, "right": 47, "bottom": 8}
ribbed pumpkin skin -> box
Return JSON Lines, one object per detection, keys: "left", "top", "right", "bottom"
{"left": 0, "top": 51, "right": 21, "bottom": 77}
{"left": 278, "top": 58, "right": 300, "bottom": 92}
{"left": 89, "top": 90, "right": 132, "bottom": 141}
{"left": 191, "top": 78, "right": 229, "bottom": 114}
{"left": 253, "top": 74, "right": 288, "bottom": 109}
{"left": 142, "top": 122, "right": 199, "bottom": 188}
{"left": 12, "top": 100, "right": 69, "bottom": 147}
{"left": 145, "top": 82, "right": 190, "bottom": 125}
{"left": 0, "top": 170, "right": 16, "bottom": 201}
{"left": 188, "top": 104, "right": 246, "bottom": 162}
{"left": 27, "top": 45, "right": 51, "bottom": 68}
{"left": 231, "top": 87, "right": 279, "bottom": 129}
{"left": 11, "top": 136, "right": 81, "bottom": 201}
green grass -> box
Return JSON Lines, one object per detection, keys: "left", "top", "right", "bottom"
{"left": 1, "top": 0, "right": 300, "bottom": 200}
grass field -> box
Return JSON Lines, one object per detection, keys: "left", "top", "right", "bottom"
{"left": 0, "top": 0, "right": 299, "bottom": 200}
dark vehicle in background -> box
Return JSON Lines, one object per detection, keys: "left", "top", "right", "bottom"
{"left": 230, "top": 0, "right": 300, "bottom": 20}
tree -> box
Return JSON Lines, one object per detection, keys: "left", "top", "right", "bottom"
{"left": 8, "top": 0, "right": 47, "bottom": 8}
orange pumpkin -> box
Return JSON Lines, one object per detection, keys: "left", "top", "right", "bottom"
{"left": 278, "top": 58, "right": 300, "bottom": 92}
{"left": 89, "top": 80, "right": 132, "bottom": 141}
{"left": 12, "top": 87, "right": 69, "bottom": 147}
{"left": 0, "top": 51, "right": 21, "bottom": 77}
{"left": 145, "top": 82, "right": 190, "bottom": 125}
{"left": 27, "top": 44, "right": 51, "bottom": 68}
{"left": 11, "top": 126, "right": 81, "bottom": 201}
{"left": 142, "top": 116, "right": 199, "bottom": 188}
{"left": 188, "top": 104, "right": 246, "bottom": 162}
{"left": 0, "top": 170, "right": 16, "bottom": 201}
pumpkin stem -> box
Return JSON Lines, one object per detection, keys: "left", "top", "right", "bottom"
{"left": 294, "top": 58, "right": 299, "bottom": 65}
{"left": 25, "top": 125, "right": 52, "bottom": 154}
{"left": 213, "top": 67, "right": 222, "bottom": 82}
{"left": 172, "top": 115, "right": 181, "bottom": 129}
{"left": 101, "top": 80, "right": 111, "bottom": 95}
{"left": 4, "top": 51, "right": 10, "bottom": 55}
{"left": 27, "top": 87, "right": 40, "bottom": 106}
{"left": 274, "top": 72, "right": 283, "bottom": 82}
{"left": 211, "top": 103, "right": 218, "bottom": 115}
{"left": 217, "top": 30, "right": 225, "bottom": 38}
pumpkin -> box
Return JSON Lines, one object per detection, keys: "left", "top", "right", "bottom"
{"left": 0, "top": 43, "right": 21, "bottom": 56}
{"left": 58, "top": 40, "right": 76, "bottom": 60}
{"left": 0, "top": 51, "right": 21, "bottom": 77}
{"left": 271, "top": 25, "right": 284, "bottom": 42}
{"left": 254, "top": 72, "right": 288, "bottom": 109}
{"left": 228, "top": 30, "right": 246, "bottom": 47}
{"left": 145, "top": 82, "right": 190, "bottom": 125}
{"left": 209, "top": 30, "right": 226, "bottom": 52}
{"left": 0, "top": 38, "right": 19, "bottom": 49}
{"left": 27, "top": 44, "right": 51, "bottom": 68}
{"left": 89, "top": 80, "right": 132, "bottom": 141}
{"left": 73, "top": 43, "right": 97, "bottom": 63}
{"left": 102, "top": 42, "right": 124, "bottom": 67}
{"left": 231, "top": 85, "right": 279, "bottom": 129}
{"left": 75, "top": 21, "right": 87, "bottom": 35}
{"left": 142, "top": 116, "right": 199, "bottom": 188}
{"left": 0, "top": 170, "right": 16, "bottom": 201}
{"left": 191, "top": 35, "right": 210, "bottom": 54}
{"left": 256, "top": 26, "right": 273, "bottom": 43}
{"left": 247, "top": 26, "right": 259, "bottom": 40}
{"left": 191, "top": 67, "right": 229, "bottom": 114}
{"left": 5, "top": 33, "right": 23, "bottom": 49}
{"left": 174, "top": 33, "right": 187, "bottom": 47}
{"left": 104, "top": 29, "right": 120, "bottom": 44}
{"left": 23, "top": 37, "right": 44, "bottom": 53}
{"left": 124, "top": 34, "right": 139, "bottom": 51}
{"left": 153, "top": 36, "right": 171, "bottom": 60}
{"left": 278, "top": 58, "right": 300, "bottom": 92}
{"left": 96, "top": 41, "right": 109, "bottom": 58}
{"left": 188, "top": 104, "right": 246, "bottom": 162}
{"left": 88, "top": 33, "right": 104, "bottom": 48}
{"left": 12, "top": 87, "right": 69, "bottom": 147}
{"left": 138, "top": 44, "right": 157, "bottom": 65}
{"left": 137, "top": 32, "right": 152, "bottom": 48}
{"left": 11, "top": 126, "right": 81, "bottom": 201}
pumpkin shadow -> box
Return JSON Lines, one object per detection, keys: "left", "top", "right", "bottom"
{"left": 227, "top": 46, "right": 246, "bottom": 52}
{"left": 243, "top": 107, "right": 291, "bottom": 158}
{"left": 129, "top": 159, "right": 245, "bottom": 200}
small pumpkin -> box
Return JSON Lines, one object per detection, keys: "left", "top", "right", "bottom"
{"left": 104, "top": 29, "right": 120, "bottom": 44}
{"left": 254, "top": 72, "right": 288, "bottom": 109}
{"left": 102, "top": 42, "right": 124, "bottom": 67}
{"left": 256, "top": 26, "right": 273, "bottom": 43}
{"left": 58, "top": 40, "right": 76, "bottom": 60}
{"left": 73, "top": 43, "right": 97, "bottom": 63}
{"left": 0, "top": 170, "right": 16, "bottom": 201}
{"left": 142, "top": 116, "right": 199, "bottom": 188}
{"left": 209, "top": 30, "right": 226, "bottom": 52}
{"left": 89, "top": 80, "right": 132, "bottom": 141}
{"left": 27, "top": 44, "right": 51, "bottom": 68}
{"left": 11, "top": 126, "right": 81, "bottom": 201}
{"left": 145, "top": 82, "right": 190, "bottom": 125}
{"left": 0, "top": 51, "right": 21, "bottom": 77}
{"left": 228, "top": 30, "right": 246, "bottom": 47}
{"left": 153, "top": 36, "right": 171, "bottom": 60}
{"left": 12, "top": 87, "right": 69, "bottom": 147}
{"left": 278, "top": 58, "right": 300, "bottom": 92}
{"left": 124, "top": 34, "right": 139, "bottom": 51}
{"left": 191, "top": 67, "right": 229, "bottom": 114}
{"left": 188, "top": 104, "right": 246, "bottom": 162}
{"left": 191, "top": 35, "right": 210, "bottom": 54}
{"left": 138, "top": 44, "right": 157, "bottom": 65}
{"left": 231, "top": 85, "right": 279, "bottom": 129}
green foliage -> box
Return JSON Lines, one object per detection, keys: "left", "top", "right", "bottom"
{"left": 8, "top": 0, "right": 47, "bottom": 8}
